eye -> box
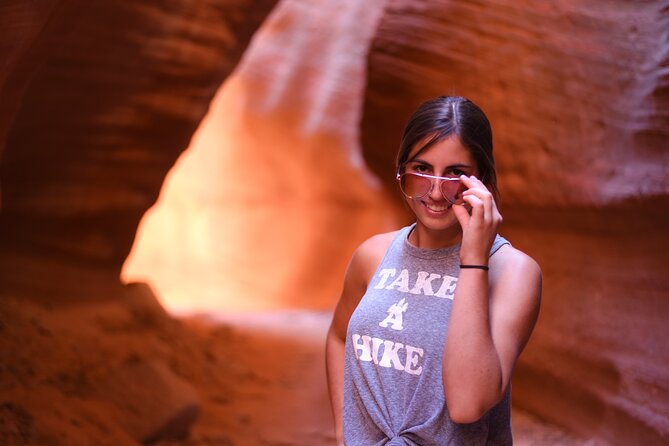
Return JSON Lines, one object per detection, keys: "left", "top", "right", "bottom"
{"left": 446, "top": 168, "right": 466, "bottom": 177}
{"left": 409, "top": 163, "right": 431, "bottom": 174}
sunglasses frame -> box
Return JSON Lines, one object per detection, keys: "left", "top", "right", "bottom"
{"left": 396, "top": 171, "right": 464, "bottom": 204}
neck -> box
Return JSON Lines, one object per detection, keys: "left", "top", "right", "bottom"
{"left": 409, "top": 222, "right": 462, "bottom": 249}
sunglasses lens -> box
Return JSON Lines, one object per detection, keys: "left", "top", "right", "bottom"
{"left": 400, "top": 174, "right": 431, "bottom": 198}
{"left": 440, "top": 179, "right": 466, "bottom": 204}
{"left": 399, "top": 173, "right": 466, "bottom": 204}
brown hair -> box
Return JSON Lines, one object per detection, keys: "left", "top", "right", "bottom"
{"left": 396, "top": 96, "right": 499, "bottom": 200}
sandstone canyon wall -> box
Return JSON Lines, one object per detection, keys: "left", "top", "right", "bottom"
{"left": 0, "top": 1, "right": 277, "bottom": 444}
{"left": 359, "top": 1, "right": 669, "bottom": 444}
{"left": 1, "top": 0, "right": 668, "bottom": 445}
{"left": 121, "top": 0, "right": 398, "bottom": 313}
{"left": 0, "top": 0, "right": 277, "bottom": 301}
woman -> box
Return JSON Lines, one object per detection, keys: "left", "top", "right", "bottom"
{"left": 325, "top": 96, "right": 542, "bottom": 445}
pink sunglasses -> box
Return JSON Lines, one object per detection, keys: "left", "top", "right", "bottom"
{"left": 396, "top": 171, "right": 466, "bottom": 205}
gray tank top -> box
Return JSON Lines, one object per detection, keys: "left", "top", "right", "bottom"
{"left": 343, "top": 223, "right": 512, "bottom": 445}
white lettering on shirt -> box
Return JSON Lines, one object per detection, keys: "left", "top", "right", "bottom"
{"left": 351, "top": 334, "right": 425, "bottom": 376}
{"left": 373, "top": 268, "right": 458, "bottom": 300}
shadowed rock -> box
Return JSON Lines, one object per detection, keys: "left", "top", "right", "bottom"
{"left": 0, "top": 0, "right": 278, "bottom": 301}
{"left": 1, "top": 1, "right": 667, "bottom": 444}
{"left": 96, "top": 359, "right": 200, "bottom": 443}
{"left": 360, "top": 1, "right": 669, "bottom": 443}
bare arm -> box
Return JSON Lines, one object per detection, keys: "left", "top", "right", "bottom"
{"left": 325, "top": 233, "right": 395, "bottom": 444}
{"left": 443, "top": 175, "right": 542, "bottom": 423}
{"left": 326, "top": 326, "right": 347, "bottom": 444}
{"left": 326, "top": 270, "right": 360, "bottom": 445}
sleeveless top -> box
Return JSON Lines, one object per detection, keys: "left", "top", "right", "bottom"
{"left": 343, "top": 223, "right": 512, "bottom": 446}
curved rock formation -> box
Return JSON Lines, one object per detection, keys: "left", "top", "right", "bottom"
{"left": 122, "top": 0, "right": 399, "bottom": 312}
{"left": 0, "top": 1, "right": 277, "bottom": 443}
{"left": 1, "top": 0, "right": 668, "bottom": 444}
{"left": 360, "top": 1, "right": 669, "bottom": 443}
{"left": 0, "top": 0, "right": 277, "bottom": 301}
{"left": 361, "top": 1, "right": 669, "bottom": 206}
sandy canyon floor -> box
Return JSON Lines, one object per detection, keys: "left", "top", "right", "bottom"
{"left": 1, "top": 296, "right": 592, "bottom": 445}
{"left": 164, "top": 310, "right": 591, "bottom": 446}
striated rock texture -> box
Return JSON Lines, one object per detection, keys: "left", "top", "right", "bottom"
{"left": 362, "top": 0, "right": 669, "bottom": 206}
{"left": 0, "top": 1, "right": 277, "bottom": 444}
{"left": 0, "top": 0, "right": 277, "bottom": 301}
{"left": 360, "top": 0, "right": 669, "bottom": 444}
{"left": 122, "top": 0, "right": 398, "bottom": 312}
{"left": 504, "top": 206, "right": 669, "bottom": 445}
{"left": 1, "top": 0, "right": 668, "bottom": 444}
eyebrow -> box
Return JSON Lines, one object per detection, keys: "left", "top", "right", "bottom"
{"left": 408, "top": 158, "right": 473, "bottom": 170}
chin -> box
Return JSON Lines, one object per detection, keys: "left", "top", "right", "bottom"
{"left": 411, "top": 201, "right": 459, "bottom": 231}
{"left": 422, "top": 218, "right": 459, "bottom": 233}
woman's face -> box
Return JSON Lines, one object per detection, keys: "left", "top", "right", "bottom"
{"left": 403, "top": 135, "right": 478, "bottom": 234}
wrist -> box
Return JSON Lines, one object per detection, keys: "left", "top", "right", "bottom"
{"left": 459, "top": 254, "right": 488, "bottom": 265}
{"left": 459, "top": 264, "right": 489, "bottom": 271}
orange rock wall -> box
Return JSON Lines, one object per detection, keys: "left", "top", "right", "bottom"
{"left": 1, "top": 0, "right": 668, "bottom": 444}
{"left": 359, "top": 1, "right": 669, "bottom": 443}
{"left": 0, "top": 1, "right": 278, "bottom": 443}
{"left": 361, "top": 1, "right": 669, "bottom": 206}
{"left": 0, "top": 0, "right": 277, "bottom": 300}
{"left": 503, "top": 205, "right": 669, "bottom": 445}
{"left": 122, "top": 0, "right": 399, "bottom": 312}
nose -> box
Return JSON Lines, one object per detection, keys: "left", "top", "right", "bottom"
{"left": 428, "top": 178, "right": 445, "bottom": 201}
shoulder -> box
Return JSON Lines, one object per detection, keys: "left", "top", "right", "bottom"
{"left": 489, "top": 244, "right": 542, "bottom": 308}
{"left": 491, "top": 244, "right": 541, "bottom": 277}
{"left": 354, "top": 230, "right": 400, "bottom": 264}
{"left": 348, "top": 230, "right": 400, "bottom": 286}
{"left": 329, "top": 229, "right": 401, "bottom": 338}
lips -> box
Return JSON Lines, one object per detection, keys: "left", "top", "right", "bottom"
{"left": 422, "top": 201, "right": 451, "bottom": 213}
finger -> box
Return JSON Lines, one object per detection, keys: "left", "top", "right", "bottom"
{"left": 452, "top": 202, "right": 470, "bottom": 229}
{"left": 461, "top": 194, "right": 485, "bottom": 225}
{"left": 460, "top": 175, "right": 501, "bottom": 227}
{"left": 462, "top": 181, "right": 492, "bottom": 199}
{"left": 461, "top": 175, "right": 494, "bottom": 197}
{"left": 493, "top": 207, "right": 503, "bottom": 228}
{"left": 459, "top": 174, "right": 485, "bottom": 188}
{"left": 462, "top": 188, "right": 494, "bottom": 224}
{"left": 460, "top": 176, "right": 491, "bottom": 207}
{"left": 459, "top": 174, "right": 477, "bottom": 190}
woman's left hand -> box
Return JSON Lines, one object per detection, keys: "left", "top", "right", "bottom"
{"left": 451, "top": 175, "right": 503, "bottom": 265}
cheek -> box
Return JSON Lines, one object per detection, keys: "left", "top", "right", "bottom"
{"left": 405, "top": 197, "right": 423, "bottom": 215}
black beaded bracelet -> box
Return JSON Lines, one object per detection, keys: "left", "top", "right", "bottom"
{"left": 459, "top": 264, "right": 489, "bottom": 271}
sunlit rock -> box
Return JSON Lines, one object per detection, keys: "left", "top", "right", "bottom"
{"left": 122, "top": 0, "right": 399, "bottom": 313}
{"left": 0, "top": 0, "right": 277, "bottom": 300}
